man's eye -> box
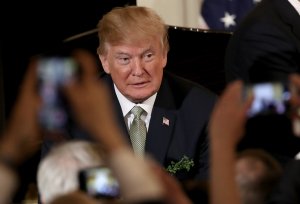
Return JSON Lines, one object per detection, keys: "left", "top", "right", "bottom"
{"left": 144, "top": 53, "right": 154, "bottom": 62}
{"left": 117, "top": 57, "right": 130, "bottom": 65}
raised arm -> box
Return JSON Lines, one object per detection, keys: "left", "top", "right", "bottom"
{"left": 209, "top": 80, "right": 253, "bottom": 204}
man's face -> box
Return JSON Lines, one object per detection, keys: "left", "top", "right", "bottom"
{"left": 99, "top": 39, "right": 167, "bottom": 103}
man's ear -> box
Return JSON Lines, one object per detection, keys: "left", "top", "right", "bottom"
{"left": 99, "top": 54, "right": 110, "bottom": 74}
{"left": 162, "top": 52, "right": 168, "bottom": 69}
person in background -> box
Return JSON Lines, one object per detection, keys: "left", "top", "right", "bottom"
{"left": 2, "top": 2, "right": 136, "bottom": 202}
{"left": 235, "top": 149, "right": 282, "bottom": 204}
{"left": 224, "top": 0, "right": 300, "bottom": 168}
{"left": 49, "top": 191, "right": 100, "bottom": 204}
{"left": 267, "top": 74, "right": 300, "bottom": 204}
{"left": 96, "top": 5, "right": 217, "bottom": 181}
{"left": 225, "top": 0, "right": 300, "bottom": 83}
{"left": 0, "top": 57, "right": 42, "bottom": 204}
{"left": 37, "top": 140, "right": 105, "bottom": 204}
{"left": 209, "top": 79, "right": 287, "bottom": 204}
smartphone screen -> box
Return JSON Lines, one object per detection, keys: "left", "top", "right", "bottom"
{"left": 79, "top": 166, "right": 120, "bottom": 199}
{"left": 243, "top": 82, "right": 291, "bottom": 118}
{"left": 37, "top": 57, "right": 78, "bottom": 131}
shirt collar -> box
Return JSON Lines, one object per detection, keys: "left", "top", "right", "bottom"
{"left": 288, "top": 0, "right": 300, "bottom": 15}
{"left": 114, "top": 84, "right": 157, "bottom": 117}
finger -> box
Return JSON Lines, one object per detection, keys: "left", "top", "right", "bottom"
{"left": 218, "top": 80, "right": 243, "bottom": 107}
{"left": 289, "top": 74, "right": 300, "bottom": 88}
{"left": 243, "top": 93, "right": 254, "bottom": 113}
{"left": 71, "top": 49, "right": 99, "bottom": 80}
{"left": 289, "top": 74, "right": 300, "bottom": 106}
{"left": 20, "top": 57, "right": 39, "bottom": 94}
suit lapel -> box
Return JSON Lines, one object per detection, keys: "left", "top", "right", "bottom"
{"left": 146, "top": 108, "right": 176, "bottom": 164}
{"left": 145, "top": 77, "right": 177, "bottom": 164}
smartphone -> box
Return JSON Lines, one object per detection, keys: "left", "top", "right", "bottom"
{"left": 78, "top": 166, "right": 120, "bottom": 199}
{"left": 37, "top": 57, "right": 78, "bottom": 131}
{"left": 243, "top": 82, "right": 291, "bottom": 118}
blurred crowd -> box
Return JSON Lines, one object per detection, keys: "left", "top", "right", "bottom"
{"left": 1, "top": 1, "right": 300, "bottom": 204}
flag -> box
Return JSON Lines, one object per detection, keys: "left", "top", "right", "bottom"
{"left": 201, "top": 0, "right": 261, "bottom": 32}
{"left": 162, "top": 117, "right": 170, "bottom": 126}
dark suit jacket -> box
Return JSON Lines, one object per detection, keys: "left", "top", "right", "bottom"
{"left": 225, "top": 0, "right": 300, "bottom": 83}
{"left": 101, "top": 71, "right": 218, "bottom": 181}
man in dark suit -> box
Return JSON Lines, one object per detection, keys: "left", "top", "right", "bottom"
{"left": 224, "top": 0, "right": 300, "bottom": 168}
{"left": 225, "top": 0, "right": 300, "bottom": 84}
{"left": 96, "top": 6, "right": 217, "bottom": 181}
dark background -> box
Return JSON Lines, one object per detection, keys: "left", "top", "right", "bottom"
{"left": 0, "top": 0, "right": 136, "bottom": 127}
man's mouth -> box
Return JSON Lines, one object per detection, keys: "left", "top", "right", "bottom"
{"left": 131, "top": 81, "right": 148, "bottom": 87}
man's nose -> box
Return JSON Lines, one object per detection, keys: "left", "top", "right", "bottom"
{"left": 132, "top": 59, "right": 144, "bottom": 76}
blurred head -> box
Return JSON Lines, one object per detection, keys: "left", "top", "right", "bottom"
{"left": 0, "top": 165, "right": 18, "bottom": 204}
{"left": 49, "top": 191, "right": 99, "bottom": 204}
{"left": 37, "top": 140, "right": 105, "bottom": 204}
{"left": 235, "top": 149, "right": 282, "bottom": 204}
{"left": 97, "top": 6, "right": 169, "bottom": 103}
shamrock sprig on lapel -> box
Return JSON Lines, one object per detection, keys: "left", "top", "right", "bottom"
{"left": 166, "top": 155, "right": 194, "bottom": 174}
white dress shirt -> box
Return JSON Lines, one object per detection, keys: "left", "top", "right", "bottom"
{"left": 288, "top": 0, "right": 300, "bottom": 15}
{"left": 114, "top": 84, "right": 157, "bottom": 131}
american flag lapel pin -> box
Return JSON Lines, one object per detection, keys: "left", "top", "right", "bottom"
{"left": 162, "top": 117, "right": 170, "bottom": 126}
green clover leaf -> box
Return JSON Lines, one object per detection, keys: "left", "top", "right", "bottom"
{"left": 166, "top": 155, "right": 194, "bottom": 174}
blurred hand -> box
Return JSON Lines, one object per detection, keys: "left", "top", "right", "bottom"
{"left": 289, "top": 74, "right": 300, "bottom": 107}
{"left": 63, "top": 49, "right": 126, "bottom": 151}
{"left": 148, "top": 158, "right": 192, "bottom": 204}
{"left": 209, "top": 80, "right": 253, "bottom": 204}
{"left": 0, "top": 58, "right": 42, "bottom": 164}
{"left": 288, "top": 74, "right": 300, "bottom": 137}
{"left": 209, "top": 80, "right": 253, "bottom": 148}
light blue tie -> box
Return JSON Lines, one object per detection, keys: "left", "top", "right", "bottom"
{"left": 129, "top": 106, "right": 147, "bottom": 156}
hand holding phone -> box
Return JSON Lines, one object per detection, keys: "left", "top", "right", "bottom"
{"left": 37, "top": 57, "right": 79, "bottom": 131}
{"left": 79, "top": 166, "right": 120, "bottom": 199}
{"left": 243, "top": 82, "right": 291, "bottom": 118}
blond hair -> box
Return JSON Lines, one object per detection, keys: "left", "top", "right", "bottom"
{"left": 97, "top": 6, "right": 169, "bottom": 56}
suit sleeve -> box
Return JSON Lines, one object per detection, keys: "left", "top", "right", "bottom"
{"left": 225, "top": 22, "right": 299, "bottom": 83}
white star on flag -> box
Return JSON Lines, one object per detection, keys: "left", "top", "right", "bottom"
{"left": 162, "top": 117, "right": 169, "bottom": 126}
{"left": 220, "top": 12, "right": 236, "bottom": 28}
{"left": 201, "top": 0, "right": 261, "bottom": 31}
